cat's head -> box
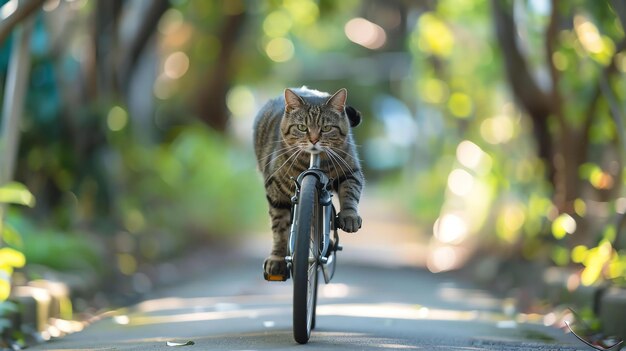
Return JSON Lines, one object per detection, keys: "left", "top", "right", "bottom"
{"left": 280, "top": 88, "right": 360, "bottom": 154}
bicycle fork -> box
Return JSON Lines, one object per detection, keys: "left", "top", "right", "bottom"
{"left": 285, "top": 156, "right": 340, "bottom": 283}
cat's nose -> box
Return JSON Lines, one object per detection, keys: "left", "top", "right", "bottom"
{"left": 309, "top": 132, "right": 320, "bottom": 144}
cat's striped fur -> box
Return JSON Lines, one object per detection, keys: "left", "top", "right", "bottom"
{"left": 253, "top": 86, "right": 363, "bottom": 278}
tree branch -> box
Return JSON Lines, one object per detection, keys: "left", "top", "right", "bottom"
{"left": 579, "top": 37, "right": 626, "bottom": 168}
{"left": 491, "top": 0, "right": 552, "bottom": 118}
{"left": 0, "top": 0, "right": 45, "bottom": 46}
{"left": 491, "top": 0, "right": 553, "bottom": 170}
{"left": 193, "top": 10, "right": 247, "bottom": 131}
{"left": 545, "top": 0, "right": 563, "bottom": 125}
{"left": 610, "top": 0, "right": 626, "bottom": 32}
{"left": 117, "top": 0, "right": 170, "bottom": 94}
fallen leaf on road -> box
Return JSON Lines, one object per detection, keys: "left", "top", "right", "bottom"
{"left": 166, "top": 341, "right": 195, "bottom": 346}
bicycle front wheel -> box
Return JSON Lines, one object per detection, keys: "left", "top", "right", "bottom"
{"left": 292, "top": 174, "right": 321, "bottom": 344}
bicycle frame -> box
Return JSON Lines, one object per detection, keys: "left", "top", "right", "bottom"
{"left": 287, "top": 153, "right": 337, "bottom": 283}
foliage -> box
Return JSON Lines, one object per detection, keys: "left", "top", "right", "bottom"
{"left": 0, "top": 182, "right": 32, "bottom": 343}
{"left": 111, "top": 123, "right": 267, "bottom": 245}
{"left": 0, "top": 0, "right": 625, "bottom": 301}
{"left": 0, "top": 182, "right": 33, "bottom": 301}
{"left": 5, "top": 211, "right": 103, "bottom": 276}
{"left": 0, "top": 183, "right": 35, "bottom": 208}
{"left": 407, "top": 0, "right": 626, "bottom": 285}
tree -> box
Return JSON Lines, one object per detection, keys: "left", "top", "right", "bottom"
{"left": 492, "top": 0, "right": 626, "bottom": 217}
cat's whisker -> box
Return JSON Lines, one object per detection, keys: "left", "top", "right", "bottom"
{"left": 260, "top": 146, "right": 298, "bottom": 170}
{"left": 328, "top": 153, "right": 346, "bottom": 178}
{"left": 326, "top": 148, "right": 357, "bottom": 179}
{"left": 329, "top": 146, "right": 359, "bottom": 161}
{"left": 284, "top": 149, "right": 305, "bottom": 187}
{"left": 323, "top": 147, "right": 343, "bottom": 181}
{"left": 320, "top": 143, "right": 349, "bottom": 175}
{"left": 264, "top": 148, "right": 303, "bottom": 184}
{"left": 259, "top": 139, "right": 294, "bottom": 159}
{"left": 258, "top": 143, "right": 297, "bottom": 161}
{"left": 324, "top": 147, "right": 349, "bottom": 180}
{"left": 331, "top": 146, "right": 364, "bottom": 166}
{"left": 326, "top": 149, "right": 348, "bottom": 174}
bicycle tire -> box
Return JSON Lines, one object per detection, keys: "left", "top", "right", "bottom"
{"left": 324, "top": 205, "right": 338, "bottom": 282}
{"left": 292, "top": 174, "right": 320, "bottom": 344}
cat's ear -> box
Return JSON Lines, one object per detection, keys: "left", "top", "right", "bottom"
{"left": 325, "top": 88, "right": 347, "bottom": 113}
{"left": 284, "top": 88, "right": 305, "bottom": 112}
{"left": 345, "top": 106, "right": 362, "bottom": 127}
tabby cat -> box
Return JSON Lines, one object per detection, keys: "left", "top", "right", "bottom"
{"left": 253, "top": 86, "right": 364, "bottom": 279}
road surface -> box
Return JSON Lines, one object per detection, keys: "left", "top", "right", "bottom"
{"left": 29, "top": 251, "right": 589, "bottom": 351}
{"left": 30, "top": 194, "right": 591, "bottom": 350}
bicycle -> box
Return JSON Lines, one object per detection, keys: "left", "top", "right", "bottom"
{"left": 286, "top": 152, "right": 342, "bottom": 344}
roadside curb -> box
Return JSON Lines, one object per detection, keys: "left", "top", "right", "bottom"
{"left": 4, "top": 278, "right": 85, "bottom": 349}
{"left": 466, "top": 257, "right": 625, "bottom": 342}
{"left": 541, "top": 266, "right": 626, "bottom": 340}
{"left": 2, "top": 243, "right": 237, "bottom": 349}
{"left": 597, "top": 287, "right": 626, "bottom": 340}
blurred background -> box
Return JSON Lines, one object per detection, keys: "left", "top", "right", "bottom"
{"left": 0, "top": 0, "right": 625, "bottom": 323}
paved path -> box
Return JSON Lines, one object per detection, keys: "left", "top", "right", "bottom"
{"left": 29, "top": 192, "right": 591, "bottom": 350}
{"left": 30, "top": 252, "right": 588, "bottom": 350}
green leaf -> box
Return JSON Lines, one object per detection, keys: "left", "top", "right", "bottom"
{"left": 0, "top": 247, "right": 26, "bottom": 268}
{"left": 0, "top": 182, "right": 35, "bottom": 207}
{"left": 552, "top": 213, "right": 577, "bottom": 239}
{"left": 1, "top": 223, "right": 23, "bottom": 249}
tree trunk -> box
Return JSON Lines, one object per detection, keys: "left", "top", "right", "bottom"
{"left": 552, "top": 127, "right": 585, "bottom": 214}
{"left": 193, "top": 10, "right": 247, "bottom": 132}
{"left": 0, "top": 18, "right": 36, "bottom": 240}
{"left": 491, "top": 0, "right": 594, "bottom": 215}
{"left": 491, "top": 0, "right": 555, "bottom": 178}
{"left": 0, "top": 0, "right": 44, "bottom": 46}
{"left": 117, "top": 0, "right": 170, "bottom": 95}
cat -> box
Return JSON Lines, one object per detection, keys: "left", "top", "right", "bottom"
{"left": 253, "top": 86, "right": 364, "bottom": 279}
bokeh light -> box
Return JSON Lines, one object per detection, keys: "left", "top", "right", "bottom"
{"left": 496, "top": 203, "right": 526, "bottom": 243}
{"left": 434, "top": 213, "right": 468, "bottom": 244}
{"left": 427, "top": 246, "right": 468, "bottom": 273}
{"left": 158, "top": 9, "right": 184, "bottom": 36}
{"left": 263, "top": 11, "right": 293, "bottom": 38}
{"left": 480, "top": 115, "right": 515, "bottom": 144}
{"left": 551, "top": 213, "right": 577, "bottom": 239}
{"left": 416, "top": 12, "right": 454, "bottom": 57}
{"left": 107, "top": 106, "right": 128, "bottom": 132}
{"left": 447, "top": 93, "right": 473, "bottom": 118}
{"left": 153, "top": 74, "right": 177, "bottom": 100}
{"left": 447, "top": 169, "right": 474, "bottom": 197}
{"left": 163, "top": 51, "right": 190, "bottom": 80}
{"left": 344, "top": 17, "right": 387, "bottom": 50}
{"left": 573, "top": 14, "right": 615, "bottom": 64}
{"left": 456, "top": 141, "right": 485, "bottom": 170}
{"left": 283, "top": 0, "right": 318, "bottom": 26}
{"left": 265, "top": 37, "right": 294, "bottom": 62}
{"left": 420, "top": 78, "right": 449, "bottom": 104}
{"left": 226, "top": 86, "right": 256, "bottom": 119}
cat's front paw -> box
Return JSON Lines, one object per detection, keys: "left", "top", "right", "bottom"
{"left": 337, "top": 210, "right": 362, "bottom": 233}
{"left": 263, "top": 254, "right": 289, "bottom": 281}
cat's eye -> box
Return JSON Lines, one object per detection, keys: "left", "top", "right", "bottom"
{"left": 296, "top": 124, "right": 308, "bottom": 132}
{"left": 321, "top": 125, "right": 332, "bottom": 132}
